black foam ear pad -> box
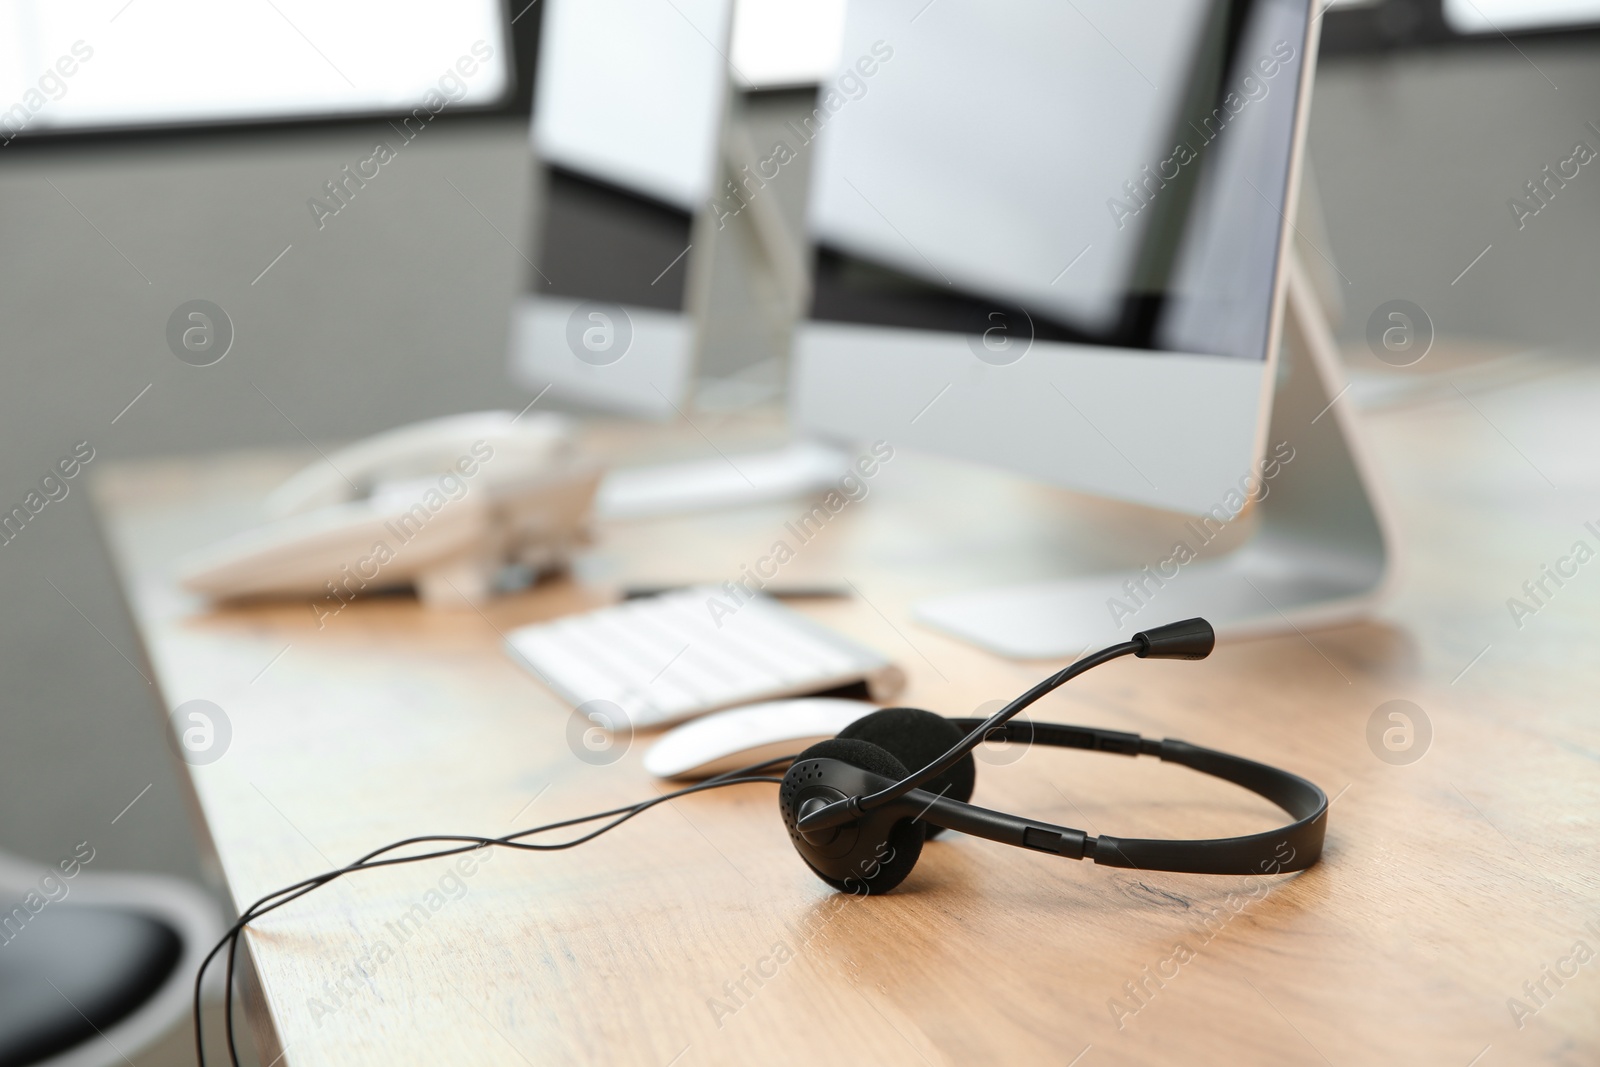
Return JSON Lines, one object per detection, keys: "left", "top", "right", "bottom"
{"left": 785, "top": 738, "right": 924, "bottom": 894}
{"left": 838, "top": 708, "right": 976, "bottom": 838}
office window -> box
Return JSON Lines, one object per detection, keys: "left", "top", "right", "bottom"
{"left": 1443, "top": 0, "right": 1600, "bottom": 33}
{"left": 0, "top": 0, "right": 510, "bottom": 137}
{"left": 729, "top": 0, "right": 846, "bottom": 89}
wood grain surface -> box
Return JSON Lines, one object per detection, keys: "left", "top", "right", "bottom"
{"left": 92, "top": 358, "right": 1600, "bottom": 1066}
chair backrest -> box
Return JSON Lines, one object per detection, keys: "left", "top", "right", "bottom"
{"left": 0, "top": 849, "right": 221, "bottom": 1067}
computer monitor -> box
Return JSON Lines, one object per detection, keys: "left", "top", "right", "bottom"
{"left": 508, "top": 0, "right": 735, "bottom": 419}
{"left": 792, "top": 0, "right": 1392, "bottom": 657}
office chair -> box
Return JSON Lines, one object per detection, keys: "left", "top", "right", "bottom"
{"left": 0, "top": 849, "right": 221, "bottom": 1067}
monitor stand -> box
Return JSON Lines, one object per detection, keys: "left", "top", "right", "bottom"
{"left": 913, "top": 258, "right": 1399, "bottom": 660}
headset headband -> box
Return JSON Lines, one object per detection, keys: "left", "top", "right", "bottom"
{"left": 939, "top": 719, "right": 1327, "bottom": 874}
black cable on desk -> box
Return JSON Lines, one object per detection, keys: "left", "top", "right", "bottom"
{"left": 195, "top": 757, "right": 794, "bottom": 1067}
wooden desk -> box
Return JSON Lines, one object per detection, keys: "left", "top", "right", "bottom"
{"left": 94, "top": 363, "right": 1600, "bottom": 1066}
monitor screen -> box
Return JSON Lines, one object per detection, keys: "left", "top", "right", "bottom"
{"left": 529, "top": 0, "right": 733, "bottom": 310}
{"left": 805, "top": 0, "right": 1313, "bottom": 364}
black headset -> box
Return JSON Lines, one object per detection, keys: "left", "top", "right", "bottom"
{"left": 778, "top": 618, "right": 1328, "bottom": 893}
{"left": 195, "top": 617, "right": 1327, "bottom": 1067}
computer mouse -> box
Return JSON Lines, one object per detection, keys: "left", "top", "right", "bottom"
{"left": 643, "top": 697, "right": 879, "bottom": 780}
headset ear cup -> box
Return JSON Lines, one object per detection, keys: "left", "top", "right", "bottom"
{"left": 785, "top": 738, "right": 924, "bottom": 894}
{"left": 837, "top": 708, "right": 976, "bottom": 838}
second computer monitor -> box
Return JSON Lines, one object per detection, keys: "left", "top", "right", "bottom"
{"left": 509, "top": 0, "right": 733, "bottom": 419}
{"left": 791, "top": 0, "right": 1317, "bottom": 516}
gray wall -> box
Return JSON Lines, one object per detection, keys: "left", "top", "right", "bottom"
{"left": 1308, "top": 40, "right": 1600, "bottom": 350}
{"left": 4, "top": 36, "right": 1600, "bottom": 888}
{"left": 0, "top": 119, "right": 533, "bottom": 882}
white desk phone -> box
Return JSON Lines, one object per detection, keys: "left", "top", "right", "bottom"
{"left": 178, "top": 411, "right": 602, "bottom": 608}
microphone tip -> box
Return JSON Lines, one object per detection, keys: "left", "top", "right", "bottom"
{"left": 1132, "top": 618, "right": 1215, "bottom": 660}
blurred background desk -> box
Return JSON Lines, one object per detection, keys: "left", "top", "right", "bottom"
{"left": 93, "top": 363, "right": 1600, "bottom": 1066}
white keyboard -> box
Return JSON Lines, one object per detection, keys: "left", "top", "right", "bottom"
{"left": 505, "top": 587, "right": 906, "bottom": 728}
